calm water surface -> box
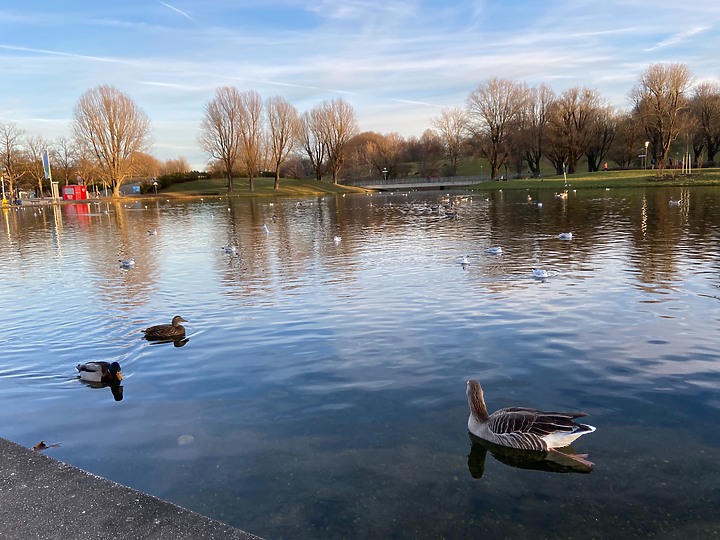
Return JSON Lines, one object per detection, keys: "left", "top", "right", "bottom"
{"left": 1, "top": 186, "right": 719, "bottom": 538}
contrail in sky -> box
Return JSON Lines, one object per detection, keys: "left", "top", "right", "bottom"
{"left": 158, "top": 1, "right": 196, "bottom": 23}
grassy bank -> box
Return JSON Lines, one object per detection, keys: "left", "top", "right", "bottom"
{"left": 155, "top": 169, "right": 720, "bottom": 199}
{"left": 162, "top": 177, "right": 370, "bottom": 198}
{"left": 468, "top": 168, "right": 720, "bottom": 192}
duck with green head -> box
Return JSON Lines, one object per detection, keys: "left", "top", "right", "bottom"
{"left": 76, "top": 361, "right": 123, "bottom": 384}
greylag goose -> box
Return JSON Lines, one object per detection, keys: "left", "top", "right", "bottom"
{"left": 466, "top": 380, "right": 595, "bottom": 452}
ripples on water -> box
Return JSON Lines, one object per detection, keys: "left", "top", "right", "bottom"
{"left": 1, "top": 188, "right": 719, "bottom": 538}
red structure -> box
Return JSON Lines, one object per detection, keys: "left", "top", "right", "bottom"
{"left": 62, "top": 185, "right": 88, "bottom": 200}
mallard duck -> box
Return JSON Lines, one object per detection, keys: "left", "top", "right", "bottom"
{"left": 142, "top": 315, "right": 187, "bottom": 340}
{"left": 466, "top": 380, "right": 595, "bottom": 452}
{"left": 221, "top": 246, "right": 237, "bottom": 254}
{"left": 557, "top": 232, "right": 573, "bottom": 240}
{"left": 532, "top": 268, "right": 548, "bottom": 278}
{"left": 76, "top": 361, "right": 123, "bottom": 383}
{"left": 486, "top": 246, "right": 503, "bottom": 255}
{"left": 119, "top": 258, "right": 136, "bottom": 268}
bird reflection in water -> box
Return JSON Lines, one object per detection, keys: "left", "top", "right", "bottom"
{"left": 146, "top": 336, "right": 190, "bottom": 348}
{"left": 77, "top": 380, "right": 124, "bottom": 401}
{"left": 76, "top": 361, "right": 124, "bottom": 401}
{"left": 467, "top": 433, "right": 593, "bottom": 479}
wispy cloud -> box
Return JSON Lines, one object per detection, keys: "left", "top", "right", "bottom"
{"left": 158, "top": 1, "right": 197, "bottom": 24}
{"left": 645, "top": 26, "right": 709, "bottom": 52}
{"left": 2, "top": 0, "right": 720, "bottom": 169}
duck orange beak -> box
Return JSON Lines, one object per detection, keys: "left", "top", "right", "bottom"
{"left": 116, "top": 372, "right": 123, "bottom": 381}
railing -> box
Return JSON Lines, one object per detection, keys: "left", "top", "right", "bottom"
{"left": 345, "top": 175, "right": 487, "bottom": 190}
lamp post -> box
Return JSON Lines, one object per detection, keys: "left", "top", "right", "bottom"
{"left": 382, "top": 167, "right": 388, "bottom": 182}
{"left": 644, "top": 141, "right": 649, "bottom": 169}
{"left": 1, "top": 175, "right": 6, "bottom": 205}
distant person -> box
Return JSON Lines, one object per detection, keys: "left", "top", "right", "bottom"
{"left": 603, "top": 162, "right": 608, "bottom": 171}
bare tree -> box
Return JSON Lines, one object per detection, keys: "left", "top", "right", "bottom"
{"left": 299, "top": 107, "right": 327, "bottom": 182}
{"left": 72, "top": 84, "right": 151, "bottom": 197}
{"left": 546, "top": 86, "right": 604, "bottom": 174}
{"left": 0, "top": 121, "right": 26, "bottom": 198}
{"left": 414, "top": 129, "right": 444, "bottom": 178}
{"left": 50, "top": 136, "right": 79, "bottom": 187}
{"left": 690, "top": 81, "right": 720, "bottom": 164}
{"left": 237, "top": 90, "right": 265, "bottom": 191}
{"left": 199, "top": 86, "right": 243, "bottom": 193}
{"left": 319, "top": 98, "right": 358, "bottom": 184}
{"left": 265, "top": 95, "right": 299, "bottom": 190}
{"left": 431, "top": 107, "right": 468, "bottom": 176}
{"left": 609, "top": 111, "right": 645, "bottom": 168}
{"left": 362, "top": 132, "right": 406, "bottom": 178}
{"left": 630, "top": 63, "right": 693, "bottom": 171}
{"left": 160, "top": 156, "right": 191, "bottom": 175}
{"left": 23, "top": 135, "right": 52, "bottom": 198}
{"left": 584, "top": 105, "right": 618, "bottom": 172}
{"left": 466, "top": 78, "right": 527, "bottom": 179}
{"left": 516, "top": 83, "right": 554, "bottom": 177}
{"left": 75, "top": 148, "right": 103, "bottom": 190}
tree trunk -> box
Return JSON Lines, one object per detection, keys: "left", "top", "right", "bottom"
{"left": 274, "top": 170, "right": 280, "bottom": 191}
{"left": 226, "top": 172, "right": 234, "bottom": 193}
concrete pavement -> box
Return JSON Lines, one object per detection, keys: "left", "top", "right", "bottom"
{"left": 0, "top": 437, "right": 263, "bottom": 540}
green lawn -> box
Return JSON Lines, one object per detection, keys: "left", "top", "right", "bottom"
{"left": 155, "top": 168, "right": 720, "bottom": 199}
{"left": 470, "top": 168, "right": 720, "bottom": 191}
{"left": 162, "top": 177, "right": 370, "bottom": 198}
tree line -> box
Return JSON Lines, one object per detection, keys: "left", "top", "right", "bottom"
{"left": 1, "top": 62, "right": 717, "bottom": 197}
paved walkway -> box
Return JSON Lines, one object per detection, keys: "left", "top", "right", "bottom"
{"left": 0, "top": 437, "right": 263, "bottom": 540}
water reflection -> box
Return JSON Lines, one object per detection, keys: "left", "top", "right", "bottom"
{"left": 467, "top": 434, "right": 592, "bottom": 478}
{"left": 77, "top": 380, "right": 124, "bottom": 402}
{"left": 2, "top": 187, "right": 720, "bottom": 538}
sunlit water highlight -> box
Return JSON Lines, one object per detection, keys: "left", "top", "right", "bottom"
{"left": 1, "top": 186, "right": 719, "bottom": 538}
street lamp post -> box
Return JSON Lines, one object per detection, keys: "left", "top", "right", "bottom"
{"left": 1, "top": 175, "right": 6, "bottom": 205}
{"left": 644, "top": 141, "right": 649, "bottom": 169}
{"left": 382, "top": 168, "right": 388, "bottom": 182}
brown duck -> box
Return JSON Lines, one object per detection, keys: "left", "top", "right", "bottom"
{"left": 142, "top": 315, "right": 188, "bottom": 340}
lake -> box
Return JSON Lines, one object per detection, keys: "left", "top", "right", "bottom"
{"left": 1, "top": 185, "right": 718, "bottom": 539}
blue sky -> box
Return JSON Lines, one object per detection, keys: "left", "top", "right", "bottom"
{"left": 1, "top": 0, "right": 719, "bottom": 170}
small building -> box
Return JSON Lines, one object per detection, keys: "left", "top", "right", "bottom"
{"left": 62, "top": 185, "right": 88, "bottom": 201}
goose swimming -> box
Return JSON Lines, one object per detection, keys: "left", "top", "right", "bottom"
{"left": 466, "top": 380, "right": 595, "bottom": 453}
{"left": 532, "top": 268, "right": 548, "bottom": 278}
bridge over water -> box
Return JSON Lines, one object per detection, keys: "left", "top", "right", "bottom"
{"left": 345, "top": 175, "right": 487, "bottom": 191}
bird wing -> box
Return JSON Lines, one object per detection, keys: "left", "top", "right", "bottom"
{"left": 486, "top": 407, "right": 588, "bottom": 451}
{"left": 77, "top": 362, "right": 104, "bottom": 374}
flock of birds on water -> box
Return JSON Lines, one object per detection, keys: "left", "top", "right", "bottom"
{"left": 58, "top": 193, "right": 603, "bottom": 471}
{"left": 101, "top": 207, "right": 598, "bottom": 473}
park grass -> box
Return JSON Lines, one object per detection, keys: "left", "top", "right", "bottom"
{"left": 162, "top": 176, "right": 370, "bottom": 198}
{"left": 468, "top": 168, "right": 720, "bottom": 192}
{"left": 157, "top": 168, "right": 720, "bottom": 199}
